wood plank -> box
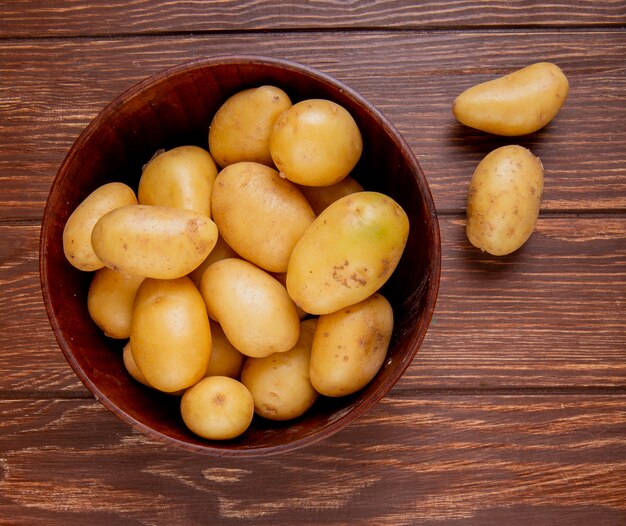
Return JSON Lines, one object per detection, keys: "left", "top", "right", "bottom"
{"left": 0, "top": 0, "right": 624, "bottom": 37}
{"left": 0, "top": 396, "right": 625, "bottom": 524}
{"left": 1, "top": 31, "right": 624, "bottom": 220}
{"left": 3, "top": 216, "right": 624, "bottom": 394}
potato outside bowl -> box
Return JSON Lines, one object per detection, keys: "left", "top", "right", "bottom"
{"left": 40, "top": 56, "right": 441, "bottom": 456}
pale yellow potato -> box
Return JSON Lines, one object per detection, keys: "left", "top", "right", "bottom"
{"left": 63, "top": 182, "right": 137, "bottom": 271}
{"left": 453, "top": 62, "right": 569, "bottom": 136}
{"left": 270, "top": 272, "right": 308, "bottom": 320}
{"left": 200, "top": 258, "right": 300, "bottom": 358}
{"left": 138, "top": 145, "right": 218, "bottom": 217}
{"left": 287, "top": 191, "right": 409, "bottom": 315}
{"left": 204, "top": 321, "right": 246, "bottom": 379}
{"left": 188, "top": 234, "right": 239, "bottom": 288}
{"left": 296, "top": 176, "right": 364, "bottom": 215}
{"left": 91, "top": 204, "right": 218, "bottom": 279}
{"left": 209, "top": 85, "right": 292, "bottom": 168}
{"left": 130, "top": 277, "right": 212, "bottom": 393}
{"left": 270, "top": 99, "right": 363, "bottom": 186}
{"left": 122, "top": 341, "right": 151, "bottom": 387}
{"left": 466, "top": 145, "right": 544, "bottom": 256}
{"left": 180, "top": 376, "right": 254, "bottom": 440}
{"left": 241, "top": 318, "right": 318, "bottom": 421}
{"left": 87, "top": 267, "right": 144, "bottom": 339}
{"left": 310, "top": 293, "right": 393, "bottom": 397}
{"left": 211, "top": 162, "right": 315, "bottom": 273}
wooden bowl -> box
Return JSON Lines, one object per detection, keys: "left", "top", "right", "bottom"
{"left": 40, "top": 56, "right": 441, "bottom": 456}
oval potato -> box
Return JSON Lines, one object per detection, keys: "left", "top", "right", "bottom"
{"left": 310, "top": 293, "right": 393, "bottom": 397}
{"left": 287, "top": 191, "right": 409, "bottom": 315}
{"left": 466, "top": 145, "right": 544, "bottom": 256}
{"left": 91, "top": 204, "right": 218, "bottom": 279}
{"left": 211, "top": 162, "right": 315, "bottom": 273}
{"left": 204, "top": 321, "right": 246, "bottom": 379}
{"left": 296, "top": 175, "right": 364, "bottom": 215}
{"left": 200, "top": 258, "right": 300, "bottom": 358}
{"left": 138, "top": 145, "right": 218, "bottom": 217}
{"left": 130, "top": 277, "right": 212, "bottom": 393}
{"left": 63, "top": 182, "right": 137, "bottom": 271}
{"left": 453, "top": 62, "right": 569, "bottom": 136}
{"left": 209, "top": 85, "right": 292, "bottom": 168}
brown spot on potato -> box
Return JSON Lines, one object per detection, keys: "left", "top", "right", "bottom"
{"left": 213, "top": 393, "right": 225, "bottom": 406}
{"left": 187, "top": 218, "right": 199, "bottom": 233}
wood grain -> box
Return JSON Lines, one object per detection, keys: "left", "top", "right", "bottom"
{"left": 3, "top": 215, "right": 624, "bottom": 395}
{"left": 0, "top": 0, "right": 624, "bottom": 37}
{"left": 1, "top": 396, "right": 625, "bottom": 525}
{"left": 1, "top": 31, "right": 624, "bottom": 221}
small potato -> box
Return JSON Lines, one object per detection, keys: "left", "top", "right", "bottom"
{"left": 241, "top": 318, "right": 318, "bottom": 421}
{"left": 211, "top": 162, "right": 315, "bottom": 273}
{"left": 466, "top": 145, "right": 544, "bottom": 256}
{"left": 204, "top": 321, "right": 246, "bottom": 379}
{"left": 287, "top": 191, "right": 409, "bottom": 315}
{"left": 63, "top": 182, "right": 137, "bottom": 271}
{"left": 270, "top": 99, "right": 363, "bottom": 186}
{"left": 209, "top": 85, "right": 292, "bottom": 168}
{"left": 188, "top": 235, "right": 239, "bottom": 288}
{"left": 138, "top": 145, "right": 218, "bottom": 217}
{"left": 296, "top": 175, "right": 364, "bottom": 215}
{"left": 91, "top": 204, "right": 218, "bottom": 279}
{"left": 87, "top": 267, "right": 144, "bottom": 339}
{"left": 310, "top": 293, "right": 393, "bottom": 397}
{"left": 200, "top": 258, "right": 300, "bottom": 358}
{"left": 453, "top": 62, "right": 569, "bottom": 136}
{"left": 181, "top": 376, "right": 254, "bottom": 440}
{"left": 130, "top": 277, "right": 212, "bottom": 393}
{"left": 122, "top": 341, "right": 151, "bottom": 388}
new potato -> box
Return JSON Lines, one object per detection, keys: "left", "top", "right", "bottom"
{"left": 296, "top": 175, "right": 364, "bottom": 215}
{"left": 310, "top": 293, "right": 393, "bottom": 397}
{"left": 287, "top": 191, "right": 409, "bottom": 315}
{"left": 63, "top": 182, "right": 137, "bottom": 271}
{"left": 204, "top": 321, "right": 246, "bottom": 379}
{"left": 91, "top": 204, "right": 218, "bottom": 279}
{"left": 466, "top": 145, "right": 544, "bottom": 256}
{"left": 453, "top": 62, "right": 569, "bottom": 136}
{"left": 130, "top": 277, "right": 212, "bottom": 393}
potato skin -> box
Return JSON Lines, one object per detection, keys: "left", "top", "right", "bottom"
{"left": 91, "top": 204, "right": 218, "bottom": 279}
{"left": 63, "top": 182, "right": 137, "bottom": 271}
{"left": 211, "top": 162, "right": 315, "bottom": 273}
{"left": 286, "top": 191, "right": 408, "bottom": 315}
{"left": 296, "top": 175, "right": 364, "bottom": 215}
{"left": 130, "top": 277, "right": 212, "bottom": 393}
{"left": 453, "top": 62, "right": 569, "bottom": 136}
{"left": 241, "top": 318, "right": 318, "bottom": 421}
{"left": 200, "top": 258, "right": 300, "bottom": 358}
{"left": 270, "top": 99, "right": 363, "bottom": 186}
{"left": 466, "top": 145, "right": 544, "bottom": 256}
{"left": 138, "top": 145, "right": 218, "bottom": 217}
{"left": 87, "top": 267, "right": 144, "bottom": 339}
{"left": 209, "top": 85, "right": 292, "bottom": 168}
{"left": 310, "top": 293, "right": 393, "bottom": 397}
{"left": 204, "top": 321, "right": 246, "bottom": 379}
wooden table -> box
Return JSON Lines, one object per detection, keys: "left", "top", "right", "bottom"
{"left": 1, "top": 2, "right": 625, "bottom": 524}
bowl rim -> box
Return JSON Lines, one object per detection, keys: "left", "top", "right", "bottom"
{"left": 39, "top": 55, "right": 441, "bottom": 456}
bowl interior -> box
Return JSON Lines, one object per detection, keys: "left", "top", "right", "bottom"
{"left": 40, "top": 56, "right": 441, "bottom": 456}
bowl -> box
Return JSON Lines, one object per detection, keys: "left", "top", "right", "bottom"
{"left": 40, "top": 56, "right": 441, "bottom": 456}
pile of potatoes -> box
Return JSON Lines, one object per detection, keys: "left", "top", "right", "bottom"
{"left": 453, "top": 62, "right": 569, "bottom": 256}
{"left": 63, "top": 86, "right": 409, "bottom": 441}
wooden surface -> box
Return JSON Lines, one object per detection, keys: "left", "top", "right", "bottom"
{"left": 1, "top": 1, "right": 625, "bottom": 524}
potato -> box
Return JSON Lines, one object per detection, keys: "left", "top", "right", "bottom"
{"left": 63, "top": 182, "right": 137, "bottom": 271}
{"left": 453, "top": 62, "right": 569, "bottom": 136}
{"left": 87, "top": 267, "right": 144, "bottom": 339}
{"left": 209, "top": 85, "right": 292, "bottom": 168}
{"left": 241, "top": 318, "right": 318, "bottom": 421}
{"left": 204, "top": 321, "right": 246, "bottom": 379}
{"left": 211, "top": 162, "right": 315, "bottom": 273}
{"left": 200, "top": 258, "right": 300, "bottom": 358}
{"left": 270, "top": 99, "right": 363, "bottom": 186}
{"left": 296, "top": 175, "right": 364, "bottom": 215}
{"left": 91, "top": 204, "right": 218, "bottom": 279}
{"left": 287, "top": 191, "right": 409, "bottom": 315}
{"left": 122, "top": 341, "right": 151, "bottom": 388}
{"left": 310, "top": 293, "right": 393, "bottom": 397}
{"left": 130, "top": 277, "right": 212, "bottom": 393}
{"left": 466, "top": 145, "right": 544, "bottom": 256}
{"left": 138, "top": 145, "right": 218, "bottom": 217}
{"left": 188, "top": 234, "right": 239, "bottom": 288}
